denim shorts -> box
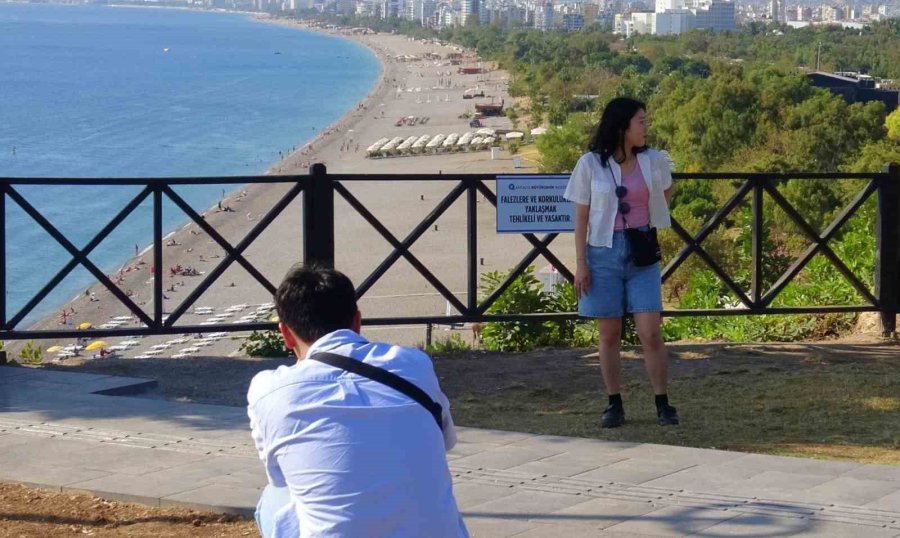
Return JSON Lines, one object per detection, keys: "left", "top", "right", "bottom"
{"left": 579, "top": 230, "right": 663, "bottom": 318}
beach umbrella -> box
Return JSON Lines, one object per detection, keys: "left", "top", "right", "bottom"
{"left": 85, "top": 340, "right": 108, "bottom": 351}
{"left": 77, "top": 322, "right": 92, "bottom": 330}
{"left": 46, "top": 345, "right": 64, "bottom": 353}
{"left": 505, "top": 132, "right": 524, "bottom": 140}
{"left": 531, "top": 127, "right": 548, "bottom": 136}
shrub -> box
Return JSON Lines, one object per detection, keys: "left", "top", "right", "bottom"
{"left": 425, "top": 333, "right": 471, "bottom": 354}
{"left": 240, "top": 330, "right": 291, "bottom": 358}
{"left": 19, "top": 341, "right": 43, "bottom": 365}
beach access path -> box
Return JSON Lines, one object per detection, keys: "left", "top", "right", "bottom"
{"left": 22, "top": 27, "right": 574, "bottom": 360}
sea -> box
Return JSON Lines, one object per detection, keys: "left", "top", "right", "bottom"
{"left": 0, "top": 3, "right": 381, "bottom": 327}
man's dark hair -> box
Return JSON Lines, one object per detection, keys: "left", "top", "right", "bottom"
{"left": 274, "top": 265, "right": 358, "bottom": 344}
{"left": 588, "top": 97, "right": 648, "bottom": 167}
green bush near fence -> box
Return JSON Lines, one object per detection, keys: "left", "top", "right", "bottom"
{"left": 18, "top": 341, "right": 43, "bottom": 365}
{"left": 240, "top": 330, "right": 291, "bottom": 358}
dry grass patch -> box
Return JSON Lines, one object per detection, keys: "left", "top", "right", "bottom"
{"left": 434, "top": 339, "right": 900, "bottom": 466}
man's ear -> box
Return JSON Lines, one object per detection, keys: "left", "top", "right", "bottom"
{"left": 351, "top": 310, "right": 362, "bottom": 333}
{"left": 279, "top": 322, "right": 298, "bottom": 350}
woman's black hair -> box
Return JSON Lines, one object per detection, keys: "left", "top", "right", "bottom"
{"left": 588, "top": 97, "right": 648, "bottom": 167}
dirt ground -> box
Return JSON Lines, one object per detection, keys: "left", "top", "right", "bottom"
{"left": 0, "top": 482, "right": 258, "bottom": 537}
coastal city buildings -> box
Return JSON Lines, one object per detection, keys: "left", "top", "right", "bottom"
{"left": 120, "top": 0, "right": 900, "bottom": 34}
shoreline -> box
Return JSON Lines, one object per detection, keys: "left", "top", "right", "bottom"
{"left": 17, "top": 21, "right": 553, "bottom": 358}
{"left": 16, "top": 13, "right": 388, "bottom": 333}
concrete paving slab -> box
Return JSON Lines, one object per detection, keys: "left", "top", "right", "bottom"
{"left": 690, "top": 512, "right": 900, "bottom": 537}
{"left": 711, "top": 470, "right": 841, "bottom": 500}
{"left": 1, "top": 462, "right": 111, "bottom": 490}
{"left": 865, "top": 489, "right": 900, "bottom": 511}
{"left": 550, "top": 496, "right": 659, "bottom": 529}
{"left": 451, "top": 445, "right": 567, "bottom": 470}
{"left": 800, "top": 476, "right": 900, "bottom": 506}
{"left": 640, "top": 464, "right": 763, "bottom": 492}
{"left": 454, "top": 426, "right": 534, "bottom": 445}
{"left": 572, "top": 458, "right": 698, "bottom": 485}
{"left": 450, "top": 440, "right": 509, "bottom": 457}
{"left": 161, "top": 483, "right": 263, "bottom": 515}
{"left": 65, "top": 472, "right": 205, "bottom": 506}
{"left": 198, "top": 467, "right": 270, "bottom": 489}
{"left": 0, "top": 437, "right": 101, "bottom": 468}
{"left": 62, "top": 441, "right": 211, "bottom": 475}
{"left": 506, "top": 451, "right": 629, "bottom": 478}
{"left": 511, "top": 522, "right": 608, "bottom": 536}
{"left": 463, "top": 516, "right": 538, "bottom": 538}
{"left": 844, "top": 464, "right": 900, "bottom": 483}
{"left": 723, "top": 453, "right": 861, "bottom": 476}
{"left": 451, "top": 482, "right": 519, "bottom": 510}
{"left": 602, "top": 505, "right": 738, "bottom": 537}
{"left": 508, "top": 435, "right": 639, "bottom": 455}
{"left": 464, "top": 490, "right": 594, "bottom": 518}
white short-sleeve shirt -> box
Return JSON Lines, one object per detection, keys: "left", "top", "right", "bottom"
{"left": 247, "top": 329, "right": 468, "bottom": 538}
{"left": 564, "top": 149, "right": 674, "bottom": 248}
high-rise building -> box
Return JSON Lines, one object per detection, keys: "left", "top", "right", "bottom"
{"left": 656, "top": 0, "right": 682, "bottom": 13}
{"left": 694, "top": 0, "right": 735, "bottom": 31}
{"left": 380, "top": 0, "right": 400, "bottom": 17}
{"left": 631, "top": 11, "right": 654, "bottom": 33}
{"left": 563, "top": 12, "right": 585, "bottom": 30}
{"left": 535, "top": 1, "right": 554, "bottom": 30}
{"left": 768, "top": 0, "right": 785, "bottom": 22}
{"left": 581, "top": 3, "right": 599, "bottom": 25}
{"left": 461, "top": 0, "right": 479, "bottom": 25}
{"left": 655, "top": 8, "right": 692, "bottom": 33}
{"left": 335, "top": 0, "right": 354, "bottom": 13}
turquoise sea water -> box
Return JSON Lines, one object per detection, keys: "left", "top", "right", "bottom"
{"left": 0, "top": 3, "right": 380, "bottom": 326}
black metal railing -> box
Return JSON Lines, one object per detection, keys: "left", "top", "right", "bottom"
{"left": 2, "top": 162, "right": 898, "bottom": 341}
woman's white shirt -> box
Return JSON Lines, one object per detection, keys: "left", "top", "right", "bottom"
{"left": 564, "top": 149, "right": 674, "bottom": 248}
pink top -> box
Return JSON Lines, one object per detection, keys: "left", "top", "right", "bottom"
{"left": 614, "top": 161, "right": 651, "bottom": 231}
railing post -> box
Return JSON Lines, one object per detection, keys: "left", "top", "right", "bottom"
{"left": 0, "top": 180, "right": 5, "bottom": 333}
{"left": 304, "top": 163, "right": 335, "bottom": 268}
{"left": 875, "top": 162, "right": 900, "bottom": 337}
{"left": 467, "top": 179, "right": 478, "bottom": 316}
{"left": 751, "top": 176, "right": 764, "bottom": 307}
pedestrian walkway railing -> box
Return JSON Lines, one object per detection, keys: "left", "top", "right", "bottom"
{"left": 1, "top": 162, "right": 898, "bottom": 341}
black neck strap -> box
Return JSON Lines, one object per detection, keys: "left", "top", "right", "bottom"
{"left": 308, "top": 352, "right": 444, "bottom": 431}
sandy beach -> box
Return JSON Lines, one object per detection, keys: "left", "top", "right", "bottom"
{"left": 17, "top": 21, "right": 576, "bottom": 362}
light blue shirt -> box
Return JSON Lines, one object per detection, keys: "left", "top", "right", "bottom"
{"left": 248, "top": 329, "right": 468, "bottom": 538}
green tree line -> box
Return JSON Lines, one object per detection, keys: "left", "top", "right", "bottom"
{"left": 297, "top": 13, "right": 900, "bottom": 343}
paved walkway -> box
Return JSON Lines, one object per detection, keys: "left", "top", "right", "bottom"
{"left": 1, "top": 366, "right": 899, "bottom": 537}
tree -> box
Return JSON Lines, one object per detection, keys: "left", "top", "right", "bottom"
{"left": 887, "top": 108, "right": 900, "bottom": 142}
{"left": 535, "top": 113, "right": 594, "bottom": 172}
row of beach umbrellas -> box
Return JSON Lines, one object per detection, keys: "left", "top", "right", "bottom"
{"left": 367, "top": 131, "right": 503, "bottom": 157}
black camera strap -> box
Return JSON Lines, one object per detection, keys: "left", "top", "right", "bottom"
{"left": 308, "top": 352, "right": 444, "bottom": 432}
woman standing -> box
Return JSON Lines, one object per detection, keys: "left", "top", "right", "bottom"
{"left": 563, "top": 97, "right": 679, "bottom": 428}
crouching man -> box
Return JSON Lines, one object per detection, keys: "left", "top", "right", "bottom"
{"left": 248, "top": 264, "right": 469, "bottom": 537}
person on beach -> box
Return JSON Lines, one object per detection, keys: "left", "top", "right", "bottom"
{"left": 564, "top": 97, "right": 679, "bottom": 428}
{"left": 248, "top": 265, "right": 468, "bottom": 538}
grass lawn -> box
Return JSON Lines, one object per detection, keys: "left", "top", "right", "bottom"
{"left": 434, "top": 338, "right": 900, "bottom": 465}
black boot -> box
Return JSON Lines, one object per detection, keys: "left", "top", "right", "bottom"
{"left": 601, "top": 403, "right": 626, "bottom": 428}
{"left": 655, "top": 394, "right": 679, "bottom": 426}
